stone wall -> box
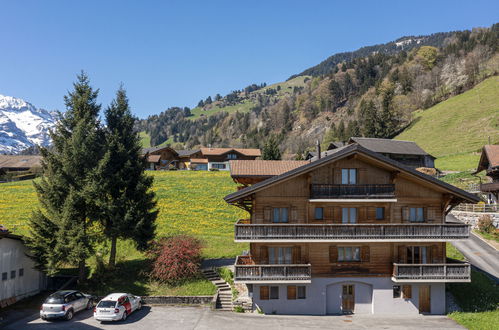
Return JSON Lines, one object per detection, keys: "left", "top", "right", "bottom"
{"left": 141, "top": 296, "right": 213, "bottom": 305}
{"left": 451, "top": 211, "right": 499, "bottom": 229}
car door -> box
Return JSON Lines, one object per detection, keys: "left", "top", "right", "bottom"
{"left": 122, "top": 296, "right": 132, "bottom": 314}
{"left": 74, "top": 292, "right": 85, "bottom": 311}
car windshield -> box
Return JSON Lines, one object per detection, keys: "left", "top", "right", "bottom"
{"left": 97, "top": 300, "right": 116, "bottom": 308}
{"left": 44, "top": 293, "right": 66, "bottom": 304}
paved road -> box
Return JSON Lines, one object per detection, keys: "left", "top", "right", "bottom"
{"left": 4, "top": 306, "right": 464, "bottom": 330}
{"left": 448, "top": 215, "right": 499, "bottom": 281}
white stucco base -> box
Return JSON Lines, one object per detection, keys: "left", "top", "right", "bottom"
{"left": 252, "top": 277, "right": 446, "bottom": 315}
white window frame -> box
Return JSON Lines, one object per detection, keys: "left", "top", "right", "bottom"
{"left": 338, "top": 247, "right": 361, "bottom": 262}
{"left": 342, "top": 207, "right": 357, "bottom": 224}
{"left": 341, "top": 168, "right": 357, "bottom": 184}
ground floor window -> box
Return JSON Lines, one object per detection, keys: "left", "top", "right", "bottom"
{"left": 393, "top": 285, "right": 401, "bottom": 298}
{"left": 287, "top": 285, "right": 306, "bottom": 300}
{"left": 402, "top": 285, "right": 412, "bottom": 299}
{"left": 212, "top": 163, "right": 226, "bottom": 169}
{"left": 270, "top": 286, "right": 279, "bottom": 299}
{"left": 297, "top": 286, "right": 306, "bottom": 299}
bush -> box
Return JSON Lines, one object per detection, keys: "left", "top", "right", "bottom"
{"left": 209, "top": 168, "right": 219, "bottom": 171}
{"left": 477, "top": 215, "right": 494, "bottom": 234}
{"left": 147, "top": 235, "right": 203, "bottom": 285}
{"left": 233, "top": 306, "right": 245, "bottom": 313}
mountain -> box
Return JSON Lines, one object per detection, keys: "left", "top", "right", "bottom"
{"left": 0, "top": 94, "right": 56, "bottom": 154}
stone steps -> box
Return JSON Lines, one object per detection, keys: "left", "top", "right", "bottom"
{"left": 201, "top": 268, "right": 233, "bottom": 311}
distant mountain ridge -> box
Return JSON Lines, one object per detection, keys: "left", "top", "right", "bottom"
{"left": 289, "top": 32, "right": 455, "bottom": 78}
{"left": 0, "top": 94, "right": 56, "bottom": 154}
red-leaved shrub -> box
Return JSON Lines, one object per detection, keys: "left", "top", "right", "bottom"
{"left": 147, "top": 235, "right": 202, "bottom": 284}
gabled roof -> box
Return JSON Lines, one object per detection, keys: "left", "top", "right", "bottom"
{"left": 146, "top": 155, "right": 161, "bottom": 163}
{"left": 327, "top": 141, "right": 345, "bottom": 150}
{"left": 230, "top": 160, "right": 309, "bottom": 178}
{"left": 177, "top": 149, "right": 200, "bottom": 157}
{"left": 224, "top": 144, "right": 479, "bottom": 204}
{"left": 200, "top": 148, "right": 261, "bottom": 157}
{"left": 475, "top": 144, "right": 499, "bottom": 173}
{"left": 142, "top": 146, "right": 178, "bottom": 156}
{"left": 348, "top": 137, "right": 433, "bottom": 157}
{"left": 0, "top": 155, "right": 42, "bottom": 169}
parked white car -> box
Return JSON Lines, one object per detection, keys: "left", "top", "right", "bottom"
{"left": 94, "top": 293, "right": 142, "bottom": 322}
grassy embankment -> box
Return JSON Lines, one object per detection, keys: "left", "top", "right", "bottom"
{"left": 0, "top": 171, "right": 247, "bottom": 295}
{"left": 396, "top": 76, "right": 499, "bottom": 188}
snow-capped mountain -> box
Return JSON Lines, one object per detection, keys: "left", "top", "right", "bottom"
{"left": 0, "top": 94, "right": 57, "bottom": 154}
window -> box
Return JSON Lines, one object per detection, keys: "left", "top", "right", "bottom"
{"left": 260, "top": 286, "right": 269, "bottom": 300}
{"left": 338, "top": 247, "right": 360, "bottom": 261}
{"left": 402, "top": 285, "right": 412, "bottom": 299}
{"left": 341, "top": 168, "right": 357, "bottom": 184}
{"left": 273, "top": 207, "right": 289, "bottom": 223}
{"left": 270, "top": 286, "right": 279, "bottom": 299}
{"left": 2, "top": 272, "right": 7, "bottom": 281}
{"left": 19, "top": 268, "right": 24, "bottom": 277}
{"left": 407, "top": 246, "right": 428, "bottom": 264}
{"left": 375, "top": 207, "right": 385, "bottom": 220}
{"left": 227, "top": 153, "right": 237, "bottom": 160}
{"left": 10, "top": 270, "right": 16, "bottom": 279}
{"left": 342, "top": 208, "right": 357, "bottom": 224}
{"left": 212, "top": 163, "right": 226, "bottom": 169}
{"left": 269, "top": 247, "right": 292, "bottom": 264}
{"left": 409, "top": 207, "right": 424, "bottom": 222}
{"left": 297, "top": 286, "right": 306, "bottom": 299}
{"left": 393, "top": 285, "right": 401, "bottom": 298}
{"left": 314, "top": 207, "right": 324, "bottom": 220}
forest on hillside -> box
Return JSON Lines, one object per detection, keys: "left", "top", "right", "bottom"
{"left": 137, "top": 24, "right": 499, "bottom": 158}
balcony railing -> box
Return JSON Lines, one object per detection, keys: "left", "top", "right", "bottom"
{"left": 392, "top": 263, "right": 471, "bottom": 282}
{"left": 234, "top": 256, "right": 311, "bottom": 283}
{"left": 310, "top": 184, "right": 395, "bottom": 199}
{"left": 453, "top": 203, "right": 499, "bottom": 213}
{"left": 480, "top": 182, "right": 499, "bottom": 192}
{"left": 235, "top": 220, "right": 469, "bottom": 241}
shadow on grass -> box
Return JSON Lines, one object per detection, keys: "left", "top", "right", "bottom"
{"left": 447, "top": 270, "right": 499, "bottom": 312}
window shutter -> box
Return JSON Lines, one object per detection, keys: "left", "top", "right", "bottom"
{"left": 367, "top": 207, "right": 376, "bottom": 221}
{"left": 334, "top": 168, "right": 341, "bottom": 184}
{"left": 291, "top": 207, "right": 298, "bottom": 222}
{"left": 329, "top": 246, "right": 337, "bottom": 263}
{"left": 427, "top": 207, "right": 436, "bottom": 221}
{"left": 358, "top": 168, "right": 367, "bottom": 184}
{"left": 260, "top": 246, "right": 269, "bottom": 264}
{"left": 264, "top": 207, "right": 272, "bottom": 222}
{"left": 260, "top": 286, "right": 269, "bottom": 300}
{"left": 398, "top": 245, "right": 407, "bottom": 263}
{"left": 333, "top": 207, "right": 341, "bottom": 223}
{"left": 326, "top": 207, "right": 334, "bottom": 220}
{"left": 431, "top": 245, "right": 439, "bottom": 263}
{"left": 402, "top": 285, "right": 412, "bottom": 299}
{"left": 292, "top": 246, "right": 301, "bottom": 264}
{"left": 359, "top": 207, "right": 367, "bottom": 221}
{"left": 402, "top": 207, "right": 409, "bottom": 222}
{"left": 361, "top": 246, "right": 370, "bottom": 262}
{"left": 287, "top": 286, "right": 296, "bottom": 300}
{"left": 423, "top": 207, "right": 428, "bottom": 221}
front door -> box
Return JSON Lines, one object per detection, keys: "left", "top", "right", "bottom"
{"left": 342, "top": 284, "right": 355, "bottom": 314}
{"left": 419, "top": 285, "right": 431, "bottom": 314}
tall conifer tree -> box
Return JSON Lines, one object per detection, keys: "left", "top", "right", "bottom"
{"left": 91, "top": 86, "right": 157, "bottom": 268}
{"left": 27, "top": 72, "right": 104, "bottom": 281}
{"left": 262, "top": 135, "right": 282, "bottom": 160}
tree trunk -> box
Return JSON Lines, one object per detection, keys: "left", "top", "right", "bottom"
{"left": 78, "top": 260, "right": 86, "bottom": 283}
{"left": 109, "top": 236, "right": 117, "bottom": 268}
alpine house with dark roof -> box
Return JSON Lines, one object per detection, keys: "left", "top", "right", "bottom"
{"left": 224, "top": 143, "right": 478, "bottom": 315}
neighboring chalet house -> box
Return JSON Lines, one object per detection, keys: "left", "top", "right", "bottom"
{"left": 0, "top": 230, "right": 47, "bottom": 307}
{"left": 225, "top": 143, "right": 478, "bottom": 315}
{"left": 314, "top": 138, "right": 435, "bottom": 169}
{"left": 230, "top": 160, "right": 309, "bottom": 185}
{"left": 0, "top": 155, "right": 42, "bottom": 176}
{"left": 177, "top": 149, "right": 202, "bottom": 170}
{"left": 199, "top": 148, "right": 261, "bottom": 171}
{"left": 142, "top": 146, "right": 180, "bottom": 170}
{"left": 473, "top": 144, "right": 499, "bottom": 204}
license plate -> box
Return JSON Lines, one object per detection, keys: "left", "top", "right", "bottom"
{"left": 99, "top": 309, "right": 110, "bottom": 313}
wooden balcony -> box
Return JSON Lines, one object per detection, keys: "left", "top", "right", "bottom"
{"left": 310, "top": 184, "right": 395, "bottom": 199}
{"left": 480, "top": 182, "right": 499, "bottom": 192}
{"left": 234, "top": 220, "right": 469, "bottom": 242}
{"left": 234, "top": 256, "right": 311, "bottom": 283}
{"left": 392, "top": 263, "right": 471, "bottom": 282}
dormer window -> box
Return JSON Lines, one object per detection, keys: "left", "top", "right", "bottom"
{"left": 341, "top": 169, "right": 357, "bottom": 184}
{"left": 227, "top": 153, "right": 237, "bottom": 160}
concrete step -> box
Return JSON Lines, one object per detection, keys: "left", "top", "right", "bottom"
{"left": 218, "top": 288, "right": 231, "bottom": 292}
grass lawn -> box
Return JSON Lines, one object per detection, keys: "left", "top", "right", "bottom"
{"left": 189, "top": 99, "right": 254, "bottom": 120}
{"left": 446, "top": 243, "right": 466, "bottom": 261}
{"left": 0, "top": 171, "right": 247, "bottom": 295}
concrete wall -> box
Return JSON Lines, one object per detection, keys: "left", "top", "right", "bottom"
{"left": 252, "top": 277, "right": 445, "bottom": 315}
{"left": 0, "top": 237, "right": 46, "bottom": 306}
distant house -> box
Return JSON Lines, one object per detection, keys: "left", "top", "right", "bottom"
{"left": 199, "top": 148, "right": 261, "bottom": 171}
{"left": 142, "top": 146, "right": 179, "bottom": 170}
{"left": 311, "top": 138, "right": 435, "bottom": 169}
{"left": 177, "top": 149, "right": 202, "bottom": 170}
{"left": 0, "top": 155, "right": 42, "bottom": 175}
{"left": 473, "top": 144, "right": 499, "bottom": 204}
{"left": 0, "top": 230, "right": 47, "bottom": 308}
{"left": 230, "top": 160, "right": 309, "bottom": 185}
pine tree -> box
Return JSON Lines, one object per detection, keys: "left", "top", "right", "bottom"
{"left": 90, "top": 87, "right": 157, "bottom": 268}
{"left": 26, "top": 72, "right": 104, "bottom": 281}
{"left": 262, "top": 135, "right": 281, "bottom": 160}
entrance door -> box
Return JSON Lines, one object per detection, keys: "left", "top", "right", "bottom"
{"left": 419, "top": 285, "right": 431, "bottom": 314}
{"left": 342, "top": 284, "right": 355, "bottom": 314}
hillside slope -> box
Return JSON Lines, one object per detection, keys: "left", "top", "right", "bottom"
{"left": 396, "top": 76, "right": 499, "bottom": 171}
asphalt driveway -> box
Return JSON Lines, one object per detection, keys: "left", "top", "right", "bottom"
{"left": 4, "top": 306, "right": 464, "bottom": 330}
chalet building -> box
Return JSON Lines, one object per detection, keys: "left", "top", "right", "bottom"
{"left": 473, "top": 144, "right": 499, "bottom": 204}
{"left": 177, "top": 149, "right": 203, "bottom": 170}
{"left": 0, "top": 155, "right": 42, "bottom": 175}
{"left": 309, "top": 138, "right": 435, "bottom": 169}
{"left": 225, "top": 144, "right": 478, "bottom": 315}
{"left": 199, "top": 148, "right": 261, "bottom": 171}
{"left": 142, "top": 146, "right": 180, "bottom": 170}
{"left": 230, "top": 160, "right": 309, "bottom": 185}
{"left": 0, "top": 230, "right": 47, "bottom": 307}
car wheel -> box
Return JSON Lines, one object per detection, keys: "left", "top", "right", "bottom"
{"left": 122, "top": 311, "right": 127, "bottom": 321}
{"left": 86, "top": 300, "right": 92, "bottom": 310}
{"left": 65, "top": 309, "right": 73, "bottom": 321}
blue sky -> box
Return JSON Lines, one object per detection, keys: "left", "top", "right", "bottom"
{"left": 0, "top": 1, "right": 497, "bottom": 118}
